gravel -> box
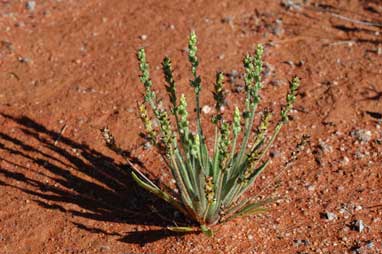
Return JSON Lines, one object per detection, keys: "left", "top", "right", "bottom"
{"left": 351, "top": 129, "right": 372, "bottom": 143}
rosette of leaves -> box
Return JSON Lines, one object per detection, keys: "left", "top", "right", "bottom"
{"left": 102, "top": 32, "right": 300, "bottom": 236}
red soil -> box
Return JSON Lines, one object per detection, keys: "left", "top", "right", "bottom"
{"left": 0, "top": 0, "right": 381, "bottom": 253}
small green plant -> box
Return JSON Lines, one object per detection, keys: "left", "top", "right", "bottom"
{"left": 102, "top": 31, "right": 300, "bottom": 236}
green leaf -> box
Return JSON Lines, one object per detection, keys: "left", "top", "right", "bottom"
{"left": 200, "top": 224, "right": 213, "bottom": 237}
{"left": 222, "top": 197, "right": 274, "bottom": 222}
{"left": 167, "top": 226, "right": 198, "bottom": 233}
{"left": 130, "top": 171, "right": 189, "bottom": 217}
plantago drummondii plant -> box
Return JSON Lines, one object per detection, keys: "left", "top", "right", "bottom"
{"left": 102, "top": 32, "right": 300, "bottom": 236}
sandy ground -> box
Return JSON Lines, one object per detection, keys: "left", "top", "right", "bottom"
{"left": 0, "top": 0, "right": 382, "bottom": 253}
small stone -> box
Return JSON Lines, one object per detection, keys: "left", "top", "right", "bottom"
{"left": 202, "top": 105, "right": 212, "bottom": 114}
{"left": 281, "top": 0, "right": 303, "bottom": 11}
{"left": 335, "top": 130, "right": 343, "bottom": 136}
{"left": 247, "top": 234, "right": 253, "bottom": 240}
{"left": 351, "top": 129, "right": 372, "bottom": 143}
{"left": 352, "top": 220, "right": 365, "bottom": 232}
{"left": 140, "top": 34, "right": 148, "bottom": 40}
{"left": 221, "top": 16, "right": 234, "bottom": 25}
{"left": 351, "top": 247, "right": 362, "bottom": 254}
{"left": 318, "top": 139, "right": 333, "bottom": 153}
{"left": 270, "top": 79, "right": 284, "bottom": 87}
{"left": 262, "top": 63, "right": 273, "bottom": 78}
{"left": 365, "top": 241, "right": 374, "bottom": 249}
{"left": 143, "top": 142, "right": 152, "bottom": 150}
{"left": 26, "top": 1, "right": 36, "bottom": 11}
{"left": 227, "top": 70, "right": 240, "bottom": 84}
{"left": 99, "top": 245, "right": 110, "bottom": 251}
{"left": 307, "top": 185, "right": 315, "bottom": 191}
{"left": 270, "top": 150, "right": 281, "bottom": 158}
{"left": 297, "top": 60, "right": 305, "bottom": 66}
{"left": 272, "top": 19, "right": 284, "bottom": 36}
{"left": 293, "top": 239, "right": 309, "bottom": 247}
{"left": 284, "top": 60, "right": 295, "bottom": 67}
{"left": 339, "top": 207, "right": 350, "bottom": 218}
{"left": 229, "top": 69, "right": 239, "bottom": 78}
{"left": 233, "top": 84, "right": 245, "bottom": 93}
{"left": 340, "top": 156, "right": 349, "bottom": 165}
{"left": 18, "top": 56, "right": 30, "bottom": 63}
{"left": 322, "top": 212, "right": 337, "bottom": 221}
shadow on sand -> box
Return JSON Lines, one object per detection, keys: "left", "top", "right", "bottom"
{"left": 0, "top": 113, "right": 194, "bottom": 245}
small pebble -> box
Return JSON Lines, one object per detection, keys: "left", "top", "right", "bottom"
{"left": 293, "top": 239, "right": 309, "bottom": 247}
{"left": 272, "top": 19, "right": 284, "bottom": 36}
{"left": 140, "top": 34, "right": 148, "bottom": 40}
{"left": 352, "top": 220, "right": 365, "bottom": 232}
{"left": 340, "top": 156, "right": 349, "bottom": 165}
{"left": 143, "top": 142, "right": 152, "bottom": 150}
{"left": 322, "top": 211, "right": 337, "bottom": 221}
{"left": 297, "top": 60, "right": 305, "bottom": 66}
{"left": 233, "top": 84, "right": 245, "bottom": 93}
{"left": 270, "top": 150, "right": 281, "bottom": 158}
{"left": 284, "top": 60, "right": 295, "bottom": 67}
{"left": 351, "top": 247, "right": 362, "bottom": 254}
{"left": 262, "top": 63, "right": 273, "bottom": 78}
{"left": 339, "top": 207, "right": 350, "bottom": 218}
{"left": 318, "top": 140, "right": 333, "bottom": 153}
{"left": 25, "top": 1, "right": 36, "bottom": 11}
{"left": 99, "top": 245, "right": 110, "bottom": 251}
{"left": 202, "top": 105, "right": 212, "bottom": 114}
{"left": 270, "top": 79, "right": 284, "bottom": 87}
{"left": 366, "top": 241, "right": 374, "bottom": 249}
{"left": 281, "top": 0, "right": 303, "bottom": 11}
{"left": 221, "top": 16, "right": 234, "bottom": 25}
{"left": 18, "top": 56, "right": 30, "bottom": 63}
{"left": 228, "top": 69, "right": 239, "bottom": 79}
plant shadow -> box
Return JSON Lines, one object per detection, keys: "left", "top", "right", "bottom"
{"left": 0, "top": 113, "right": 194, "bottom": 244}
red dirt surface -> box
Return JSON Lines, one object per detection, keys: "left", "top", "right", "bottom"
{"left": 1, "top": 0, "right": 382, "bottom": 253}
